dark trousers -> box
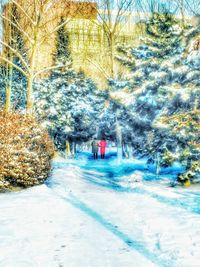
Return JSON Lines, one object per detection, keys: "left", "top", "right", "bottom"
{"left": 101, "top": 154, "right": 105, "bottom": 159}
{"left": 93, "top": 153, "right": 98, "bottom": 159}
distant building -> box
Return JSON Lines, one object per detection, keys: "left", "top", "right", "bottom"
{"left": 1, "top": 1, "right": 144, "bottom": 86}
{"left": 66, "top": 11, "right": 143, "bottom": 86}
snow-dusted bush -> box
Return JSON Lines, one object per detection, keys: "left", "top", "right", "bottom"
{"left": 0, "top": 110, "right": 54, "bottom": 191}
{"left": 158, "top": 110, "right": 200, "bottom": 179}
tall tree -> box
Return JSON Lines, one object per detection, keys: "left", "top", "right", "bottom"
{"left": 88, "top": 0, "right": 135, "bottom": 79}
{"left": 0, "top": 4, "right": 27, "bottom": 111}
{"left": 0, "top": 0, "right": 84, "bottom": 113}
{"left": 108, "top": 12, "right": 184, "bottom": 160}
{"left": 34, "top": 19, "right": 103, "bottom": 151}
{"left": 113, "top": 15, "right": 200, "bottom": 177}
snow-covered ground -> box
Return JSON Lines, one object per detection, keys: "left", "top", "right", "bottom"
{"left": 0, "top": 153, "right": 200, "bottom": 267}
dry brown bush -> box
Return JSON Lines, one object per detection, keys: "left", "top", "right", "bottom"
{"left": 0, "top": 110, "right": 54, "bottom": 191}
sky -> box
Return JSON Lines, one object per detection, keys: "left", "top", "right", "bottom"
{"left": 134, "top": 0, "right": 199, "bottom": 16}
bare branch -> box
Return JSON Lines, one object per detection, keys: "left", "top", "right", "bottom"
{"left": 86, "top": 57, "right": 110, "bottom": 79}
{"left": 95, "top": 7, "right": 112, "bottom": 34}
{"left": 113, "top": 0, "right": 133, "bottom": 32}
{"left": 10, "top": 0, "right": 36, "bottom": 25}
{"left": 0, "top": 14, "right": 34, "bottom": 44}
{"left": 33, "top": 64, "right": 67, "bottom": 78}
{"left": 0, "top": 40, "right": 30, "bottom": 72}
{"left": 0, "top": 56, "right": 28, "bottom": 77}
{"left": 38, "top": 17, "right": 72, "bottom": 46}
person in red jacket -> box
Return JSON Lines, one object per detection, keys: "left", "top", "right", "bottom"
{"left": 99, "top": 138, "right": 107, "bottom": 159}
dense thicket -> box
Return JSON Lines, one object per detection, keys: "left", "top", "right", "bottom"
{"left": 0, "top": 111, "right": 54, "bottom": 191}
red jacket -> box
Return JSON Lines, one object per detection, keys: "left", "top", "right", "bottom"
{"left": 99, "top": 140, "right": 107, "bottom": 154}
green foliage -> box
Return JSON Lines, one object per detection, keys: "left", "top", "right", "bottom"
{"left": 145, "top": 12, "right": 183, "bottom": 59}
{"left": 146, "top": 12, "right": 177, "bottom": 38}
{"left": 54, "top": 18, "right": 71, "bottom": 62}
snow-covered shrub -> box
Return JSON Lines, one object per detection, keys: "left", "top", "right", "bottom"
{"left": 0, "top": 110, "right": 54, "bottom": 191}
{"left": 160, "top": 148, "right": 178, "bottom": 167}
{"left": 158, "top": 110, "right": 200, "bottom": 178}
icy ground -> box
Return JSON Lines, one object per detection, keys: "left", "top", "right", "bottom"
{"left": 0, "top": 153, "right": 200, "bottom": 267}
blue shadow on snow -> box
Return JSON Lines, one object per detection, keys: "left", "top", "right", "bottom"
{"left": 62, "top": 193, "right": 173, "bottom": 267}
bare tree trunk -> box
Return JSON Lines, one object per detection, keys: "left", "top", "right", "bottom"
{"left": 129, "top": 144, "right": 133, "bottom": 159}
{"left": 108, "top": 32, "right": 115, "bottom": 78}
{"left": 116, "top": 110, "right": 122, "bottom": 161}
{"left": 5, "top": 85, "right": 11, "bottom": 113}
{"left": 71, "top": 142, "right": 76, "bottom": 157}
{"left": 26, "top": 7, "right": 38, "bottom": 113}
{"left": 194, "top": 98, "right": 198, "bottom": 111}
{"left": 123, "top": 143, "right": 129, "bottom": 158}
{"left": 5, "top": 63, "right": 13, "bottom": 113}
{"left": 156, "top": 152, "right": 161, "bottom": 176}
{"left": 27, "top": 74, "right": 34, "bottom": 113}
{"left": 5, "top": 3, "right": 13, "bottom": 113}
{"left": 180, "top": 0, "right": 185, "bottom": 34}
{"left": 66, "top": 140, "right": 71, "bottom": 157}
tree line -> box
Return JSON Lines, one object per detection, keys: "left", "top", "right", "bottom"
{"left": 0, "top": 0, "right": 199, "bottom": 182}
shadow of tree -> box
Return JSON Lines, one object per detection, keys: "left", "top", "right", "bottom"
{"left": 62, "top": 194, "right": 172, "bottom": 267}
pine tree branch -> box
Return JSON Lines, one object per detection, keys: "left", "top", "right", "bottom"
{"left": 86, "top": 57, "right": 110, "bottom": 79}
{"left": 185, "top": 25, "right": 200, "bottom": 46}
{"left": 37, "top": 18, "right": 72, "bottom": 46}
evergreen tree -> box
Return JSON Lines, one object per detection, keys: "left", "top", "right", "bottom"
{"left": 154, "top": 40, "right": 200, "bottom": 181}
{"left": 111, "top": 12, "right": 199, "bottom": 179}
{"left": 111, "top": 12, "right": 185, "bottom": 157}
{"left": 99, "top": 80, "right": 137, "bottom": 157}
{"left": 34, "top": 19, "right": 103, "bottom": 150}
{"left": 145, "top": 12, "right": 183, "bottom": 59}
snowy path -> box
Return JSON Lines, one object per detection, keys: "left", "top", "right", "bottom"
{"left": 0, "top": 155, "right": 200, "bottom": 267}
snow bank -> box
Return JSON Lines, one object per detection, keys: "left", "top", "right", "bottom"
{"left": 0, "top": 156, "right": 200, "bottom": 267}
